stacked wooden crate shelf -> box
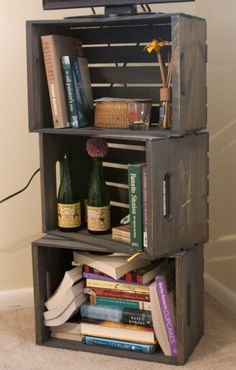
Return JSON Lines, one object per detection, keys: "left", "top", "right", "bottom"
{"left": 26, "top": 12, "right": 208, "bottom": 365}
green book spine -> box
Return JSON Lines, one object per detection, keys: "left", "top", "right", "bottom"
{"left": 91, "top": 296, "right": 152, "bottom": 311}
{"left": 61, "top": 56, "right": 79, "bottom": 128}
{"left": 128, "top": 164, "right": 143, "bottom": 252}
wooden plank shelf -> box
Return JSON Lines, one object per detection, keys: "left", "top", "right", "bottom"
{"left": 33, "top": 127, "right": 182, "bottom": 140}
{"left": 43, "top": 337, "right": 177, "bottom": 365}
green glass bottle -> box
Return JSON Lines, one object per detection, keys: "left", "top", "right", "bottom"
{"left": 87, "top": 157, "right": 111, "bottom": 234}
{"left": 57, "top": 153, "right": 81, "bottom": 232}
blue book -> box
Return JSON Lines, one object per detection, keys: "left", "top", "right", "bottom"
{"left": 82, "top": 335, "right": 156, "bottom": 353}
{"left": 80, "top": 302, "right": 153, "bottom": 327}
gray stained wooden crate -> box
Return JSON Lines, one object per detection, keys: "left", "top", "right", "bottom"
{"left": 32, "top": 238, "right": 203, "bottom": 365}
{"left": 39, "top": 131, "right": 208, "bottom": 259}
{"left": 27, "top": 11, "right": 208, "bottom": 365}
{"left": 26, "top": 12, "right": 206, "bottom": 133}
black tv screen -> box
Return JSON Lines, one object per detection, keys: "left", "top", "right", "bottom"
{"left": 43, "top": 0, "right": 194, "bottom": 10}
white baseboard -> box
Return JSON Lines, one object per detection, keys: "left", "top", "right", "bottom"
{"left": 204, "top": 273, "right": 236, "bottom": 315}
{"left": 1, "top": 277, "right": 236, "bottom": 315}
{"left": 0, "top": 287, "right": 33, "bottom": 308}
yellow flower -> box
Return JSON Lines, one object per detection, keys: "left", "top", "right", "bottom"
{"left": 144, "top": 39, "right": 169, "bottom": 53}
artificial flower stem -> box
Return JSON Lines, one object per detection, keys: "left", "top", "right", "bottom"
{"left": 157, "top": 52, "right": 166, "bottom": 86}
{"left": 167, "top": 55, "right": 173, "bottom": 88}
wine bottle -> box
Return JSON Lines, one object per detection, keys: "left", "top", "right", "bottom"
{"left": 57, "top": 152, "right": 81, "bottom": 232}
{"left": 86, "top": 138, "right": 110, "bottom": 234}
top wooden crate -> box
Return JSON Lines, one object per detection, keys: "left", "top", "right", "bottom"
{"left": 26, "top": 12, "right": 207, "bottom": 134}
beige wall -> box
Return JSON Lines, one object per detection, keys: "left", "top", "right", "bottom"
{"left": 0, "top": 1, "right": 235, "bottom": 301}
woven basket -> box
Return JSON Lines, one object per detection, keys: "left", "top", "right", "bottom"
{"left": 94, "top": 101, "right": 129, "bottom": 128}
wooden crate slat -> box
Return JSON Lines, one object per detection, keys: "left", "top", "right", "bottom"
{"left": 172, "top": 15, "right": 207, "bottom": 132}
{"left": 84, "top": 45, "right": 171, "bottom": 63}
{"left": 175, "top": 245, "right": 204, "bottom": 365}
{"left": 93, "top": 86, "right": 160, "bottom": 101}
{"left": 90, "top": 66, "right": 166, "bottom": 84}
{"left": 70, "top": 24, "right": 171, "bottom": 45}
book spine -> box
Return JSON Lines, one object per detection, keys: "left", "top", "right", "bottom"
{"left": 61, "top": 56, "right": 79, "bottom": 128}
{"left": 84, "top": 287, "right": 150, "bottom": 302}
{"left": 80, "top": 303, "right": 153, "bottom": 327}
{"left": 128, "top": 164, "right": 143, "bottom": 252}
{"left": 112, "top": 233, "right": 130, "bottom": 244}
{"left": 82, "top": 335, "right": 155, "bottom": 354}
{"left": 86, "top": 278, "right": 149, "bottom": 293}
{"left": 72, "top": 60, "right": 92, "bottom": 128}
{"left": 142, "top": 165, "right": 148, "bottom": 251}
{"left": 82, "top": 272, "right": 148, "bottom": 286}
{"left": 112, "top": 229, "right": 130, "bottom": 244}
{"left": 41, "top": 36, "right": 69, "bottom": 128}
{"left": 90, "top": 296, "right": 152, "bottom": 311}
{"left": 156, "top": 276, "right": 177, "bottom": 357}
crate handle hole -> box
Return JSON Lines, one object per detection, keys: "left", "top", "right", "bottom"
{"left": 163, "top": 174, "right": 172, "bottom": 222}
{"left": 180, "top": 52, "right": 186, "bottom": 97}
{"left": 187, "top": 282, "right": 191, "bottom": 327}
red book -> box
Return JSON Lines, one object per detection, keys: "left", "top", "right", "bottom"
{"left": 84, "top": 287, "right": 150, "bottom": 302}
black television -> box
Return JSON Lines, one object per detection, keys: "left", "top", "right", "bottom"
{"left": 43, "top": 0, "right": 194, "bottom": 11}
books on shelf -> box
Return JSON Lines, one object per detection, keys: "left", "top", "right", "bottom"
{"left": 45, "top": 266, "right": 83, "bottom": 310}
{"left": 80, "top": 319, "right": 156, "bottom": 344}
{"left": 128, "top": 163, "right": 145, "bottom": 253}
{"left": 45, "top": 255, "right": 177, "bottom": 357}
{"left": 82, "top": 336, "right": 156, "bottom": 354}
{"left": 41, "top": 34, "right": 93, "bottom": 129}
{"left": 80, "top": 302, "right": 153, "bottom": 327}
{"left": 149, "top": 264, "right": 177, "bottom": 357}
{"left": 41, "top": 35, "right": 83, "bottom": 128}
{"left": 73, "top": 251, "right": 151, "bottom": 280}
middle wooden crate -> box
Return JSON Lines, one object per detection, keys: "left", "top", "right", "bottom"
{"left": 39, "top": 130, "right": 208, "bottom": 259}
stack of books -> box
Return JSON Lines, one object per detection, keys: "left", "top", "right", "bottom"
{"left": 44, "top": 252, "right": 177, "bottom": 356}
{"left": 73, "top": 251, "right": 176, "bottom": 355}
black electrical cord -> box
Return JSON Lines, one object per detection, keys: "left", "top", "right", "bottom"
{"left": 0, "top": 168, "right": 40, "bottom": 204}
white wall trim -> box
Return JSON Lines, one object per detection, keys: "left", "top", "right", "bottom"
{"left": 0, "top": 288, "right": 33, "bottom": 308}
{"left": 204, "top": 273, "right": 236, "bottom": 315}
{"left": 1, "top": 277, "right": 236, "bottom": 315}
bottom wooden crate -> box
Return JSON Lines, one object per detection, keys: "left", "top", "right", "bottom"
{"left": 31, "top": 238, "right": 204, "bottom": 366}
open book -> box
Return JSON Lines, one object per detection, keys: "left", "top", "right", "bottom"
{"left": 44, "top": 280, "right": 85, "bottom": 321}
{"left": 45, "top": 266, "right": 83, "bottom": 310}
{"left": 44, "top": 293, "right": 87, "bottom": 327}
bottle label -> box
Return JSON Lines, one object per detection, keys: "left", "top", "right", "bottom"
{"left": 87, "top": 205, "right": 110, "bottom": 232}
{"left": 58, "top": 202, "right": 81, "bottom": 228}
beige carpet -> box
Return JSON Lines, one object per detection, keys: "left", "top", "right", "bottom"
{"left": 0, "top": 294, "right": 236, "bottom": 370}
